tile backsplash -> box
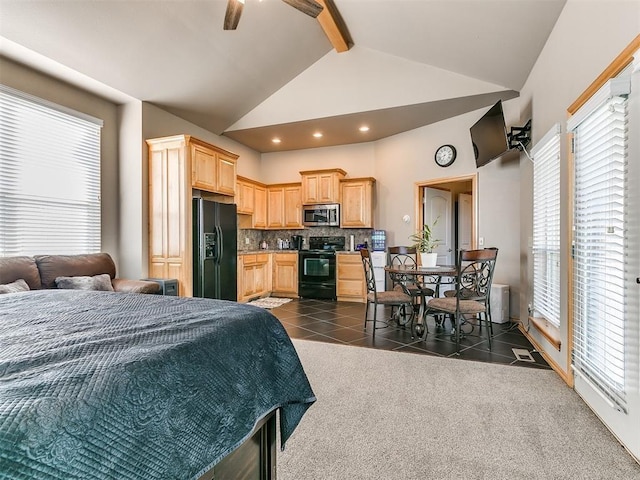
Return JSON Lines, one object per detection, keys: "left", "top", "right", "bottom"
{"left": 237, "top": 227, "right": 375, "bottom": 251}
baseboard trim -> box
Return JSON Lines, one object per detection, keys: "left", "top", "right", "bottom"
{"left": 518, "top": 323, "right": 573, "bottom": 387}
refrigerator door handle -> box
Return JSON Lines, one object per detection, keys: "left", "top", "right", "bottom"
{"left": 216, "top": 224, "right": 223, "bottom": 262}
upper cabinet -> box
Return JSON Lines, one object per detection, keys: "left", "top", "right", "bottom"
{"left": 237, "top": 176, "right": 268, "bottom": 229}
{"left": 267, "top": 183, "right": 303, "bottom": 229}
{"left": 236, "top": 176, "right": 256, "bottom": 215}
{"left": 190, "top": 137, "right": 237, "bottom": 195}
{"left": 340, "top": 177, "right": 375, "bottom": 228}
{"left": 300, "top": 168, "right": 346, "bottom": 205}
{"left": 239, "top": 168, "right": 374, "bottom": 230}
{"left": 253, "top": 184, "right": 268, "bottom": 229}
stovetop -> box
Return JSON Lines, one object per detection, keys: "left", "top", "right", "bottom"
{"left": 305, "top": 236, "right": 346, "bottom": 252}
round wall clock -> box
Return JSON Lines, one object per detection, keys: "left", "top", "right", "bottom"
{"left": 435, "top": 144, "right": 457, "bottom": 167}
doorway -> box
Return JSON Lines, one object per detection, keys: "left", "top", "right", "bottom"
{"left": 414, "top": 174, "right": 477, "bottom": 265}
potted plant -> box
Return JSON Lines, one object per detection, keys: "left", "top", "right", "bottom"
{"left": 409, "top": 219, "right": 440, "bottom": 267}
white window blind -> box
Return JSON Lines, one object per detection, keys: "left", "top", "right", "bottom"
{"left": 0, "top": 85, "right": 103, "bottom": 256}
{"left": 531, "top": 123, "right": 562, "bottom": 327}
{"left": 568, "top": 78, "right": 630, "bottom": 411}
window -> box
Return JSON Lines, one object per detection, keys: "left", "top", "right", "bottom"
{"left": 531, "top": 123, "right": 562, "bottom": 328}
{"left": 0, "top": 85, "right": 103, "bottom": 256}
{"left": 568, "top": 77, "right": 631, "bottom": 411}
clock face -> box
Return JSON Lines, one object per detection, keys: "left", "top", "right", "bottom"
{"left": 435, "top": 144, "right": 456, "bottom": 167}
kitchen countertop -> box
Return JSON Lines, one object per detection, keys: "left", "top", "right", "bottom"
{"left": 238, "top": 249, "right": 299, "bottom": 254}
{"left": 238, "top": 250, "right": 366, "bottom": 255}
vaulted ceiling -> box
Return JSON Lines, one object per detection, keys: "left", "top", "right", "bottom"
{"left": 0, "top": 0, "right": 566, "bottom": 152}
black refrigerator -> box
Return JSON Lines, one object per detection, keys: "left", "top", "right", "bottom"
{"left": 192, "top": 198, "right": 237, "bottom": 301}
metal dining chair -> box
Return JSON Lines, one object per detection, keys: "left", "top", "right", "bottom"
{"left": 360, "top": 248, "right": 414, "bottom": 335}
{"left": 387, "top": 246, "right": 435, "bottom": 319}
{"left": 424, "top": 248, "right": 499, "bottom": 353}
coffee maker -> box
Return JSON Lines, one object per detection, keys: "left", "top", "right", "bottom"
{"left": 290, "top": 235, "right": 303, "bottom": 250}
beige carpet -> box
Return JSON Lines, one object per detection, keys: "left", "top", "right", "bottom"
{"left": 279, "top": 339, "right": 640, "bottom": 480}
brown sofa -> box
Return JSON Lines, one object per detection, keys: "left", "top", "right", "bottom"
{"left": 0, "top": 253, "right": 160, "bottom": 294}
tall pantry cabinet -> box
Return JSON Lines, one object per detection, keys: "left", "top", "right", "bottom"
{"left": 146, "top": 135, "right": 237, "bottom": 297}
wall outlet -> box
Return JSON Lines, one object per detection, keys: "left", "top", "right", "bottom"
{"left": 245, "top": 237, "right": 250, "bottom": 245}
{"left": 479, "top": 237, "right": 484, "bottom": 246}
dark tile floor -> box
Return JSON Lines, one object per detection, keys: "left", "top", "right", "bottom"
{"left": 270, "top": 298, "right": 551, "bottom": 369}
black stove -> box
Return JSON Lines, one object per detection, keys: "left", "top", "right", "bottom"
{"left": 298, "top": 236, "right": 345, "bottom": 300}
{"left": 304, "top": 236, "right": 346, "bottom": 253}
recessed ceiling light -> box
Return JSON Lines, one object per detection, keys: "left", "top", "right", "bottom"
{"left": 272, "top": 138, "right": 281, "bottom": 144}
{"left": 359, "top": 125, "right": 370, "bottom": 132}
{"left": 313, "top": 132, "right": 323, "bottom": 138}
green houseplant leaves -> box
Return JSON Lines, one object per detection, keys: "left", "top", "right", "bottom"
{"left": 408, "top": 218, "right": 440, "bottom": 253}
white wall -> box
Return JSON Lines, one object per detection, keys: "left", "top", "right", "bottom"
{"left": 260, "top": 100, "right": 524, "bottom": 316}
{"left": 117, "top": 100, "right": 144, "bottom": 279}
{"left": 260, "top": 142, "right": 376, "bottom": 184}
{"left": 374, "top": 103, "right": 522, "bottom": 314}
{"left": 518, "top": 0, "right": 640, "bottom": 374}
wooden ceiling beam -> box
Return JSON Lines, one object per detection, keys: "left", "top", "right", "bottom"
{"left": 316, "top": 0, "right": 352, "bottom": 53}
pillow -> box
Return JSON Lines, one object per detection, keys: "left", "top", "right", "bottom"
{"left": 0, "top": 278, "right": 31, "bottom": 294}
{"left": 55, "top": 273, "right": 115, "bottom": 292}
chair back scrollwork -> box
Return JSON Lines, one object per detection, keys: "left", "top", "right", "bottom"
{"left": 360, "top": 249, "right": 377, "bottom": 298}
{"left": 456, "top": 248, "right": 499, "bottom": 303}
{"left": 387, "top": 246, "right": 418, "bottom": 292}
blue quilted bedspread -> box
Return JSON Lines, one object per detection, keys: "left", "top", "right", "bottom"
{"left": 0, "top": 290, "right": 315, "bottom": 479}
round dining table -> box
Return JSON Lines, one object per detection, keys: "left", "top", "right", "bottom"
{"left": 384, "top": 264, "right": 457, "bottom": 339}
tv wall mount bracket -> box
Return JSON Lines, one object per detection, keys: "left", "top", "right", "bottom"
{"left": 507, "top": 119, "right": 531, "bottom": 151}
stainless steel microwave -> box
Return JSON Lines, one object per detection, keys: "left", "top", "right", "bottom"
{"left": 302, "top": 204, "right": 340, "bottom": 227}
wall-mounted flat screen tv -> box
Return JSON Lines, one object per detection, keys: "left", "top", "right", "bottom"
{"left": 470, "top": 100, "right": 510, "bottom": 168}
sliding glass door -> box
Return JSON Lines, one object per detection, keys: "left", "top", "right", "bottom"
{"left": 569, "top": 65, "right": 640, "bottom": 461}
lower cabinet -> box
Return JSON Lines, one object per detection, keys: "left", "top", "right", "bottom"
{"left": 336, "top": 253, "right": 366, "bottom": 303}
{"left": 237, "top": 252, "right": 298, "bottom": 302}
{"left": 272, "top": 253, "right": 299, "bottom": 297}
{"left": 238, "top": 253, "right": 272, "bottom": 302}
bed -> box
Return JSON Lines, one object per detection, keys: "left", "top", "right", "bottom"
{"left": 0, "top": 290, "right": 316, "bottom": 479}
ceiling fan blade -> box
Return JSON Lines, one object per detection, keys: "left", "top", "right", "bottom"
{"left": 224, "top": 0, "right": 244, "bottom": 30}
{"left": 281, "top": 0, "right": 324, "bottom": 18}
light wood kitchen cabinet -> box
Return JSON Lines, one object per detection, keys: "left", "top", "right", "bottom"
{"left": 238, "top": 253, "right": 271, "bottom": 302}
{"left": 147, "top": 136, "right": 192, "bottom": 296}
{"left": 237, "top": 178, "right": 268, "bottom": 230}
{"left": 340, "top": 177, "right": 375, "bottom": 228}
{"left": 267, "top": 183, "right": 303, "bottom": 229}
{"left": 336, "top": 253, "right": 366, "bottom": 302}
{"left": 284, "top": 184, "right": 303, "bottom": 228}
{"left": 236, "top": 176, "right": 255, "bottom": 215}
{"left": 267, "top": 187, "right": 284, "bottom": 228}
{"left": 190, "top": 137, "right": 238, "bottom": 195}
{"left": 300, "top": 168, "right": 346, "bottom": 205}
{"left": 253, "top": 184, "right": 268, "bottom": 228}
{"left": 272, "top": 252, "right": 299, "bottom": 297}
{"left": 147, "top": 134, "right": 239, "bottom": 296}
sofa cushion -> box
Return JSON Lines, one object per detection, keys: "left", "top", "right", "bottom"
{"left": 111, "top": 278, "right": 161, "bottom": 294}
{"left": 0, "top": 278, "right": 31, "bottom": 294}
{"left": 35, "top": 253, "right": 116, "bottom": 289}
{"left": 0, "top": 256, "right": 42, "bottom": 290}
{"left": 55, "top": 274, "right": 115, "bottom": 292}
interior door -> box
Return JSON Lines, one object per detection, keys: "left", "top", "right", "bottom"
{"left": 457, "top": 193, "right": 473, "bottom": 253}
{"left": 424, "top": 187, "right": 453, "bottom": 265}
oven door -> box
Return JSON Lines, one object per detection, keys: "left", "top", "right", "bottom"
{"left": 298, "top": 252, "right": 336, "bottom": 299}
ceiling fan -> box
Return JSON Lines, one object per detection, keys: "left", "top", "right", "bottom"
{"left": 224, "top": 0, "right": 324, "bottom": 30}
